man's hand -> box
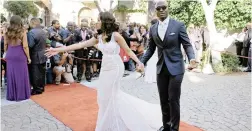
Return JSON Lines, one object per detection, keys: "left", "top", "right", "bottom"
{"left": 136, "top": 62, "right": 145, "bottom": 73}
{"left": 70, "top": 33, "right": 74, "bottom": 37}
{"left": 188, "top": 59, "right": 198, "bottom": 70}
{"left": 136, "top": 62, "right": 145, "bottom": 79}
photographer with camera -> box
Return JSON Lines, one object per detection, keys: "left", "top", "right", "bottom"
{"left": 52, "top": 51, "right": 74, "bottom": 85}
{"left": 48, "top": 20, "right": 64, "bottom": 48}
{"left": 63, "top": 22, "right": 76, "bottom": 46}
{"left": 63, "top": 21, "right": 77, "bottom": 79}
{"left": 89, "top": 47, "right": 102, "bottom": 78}
{"left": 75, "top": 21, "right": 93, "bottom": 82}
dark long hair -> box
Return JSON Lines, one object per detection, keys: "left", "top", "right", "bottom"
{"left": 5, "top": 15, "right": 24, "bottom": 43}
{"left": 100, "top": 11, "right": 117, "bottom": 42}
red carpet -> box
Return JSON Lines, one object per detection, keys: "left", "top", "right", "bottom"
{"left": 31, "top": 83, "right": 203, "bottom": 131}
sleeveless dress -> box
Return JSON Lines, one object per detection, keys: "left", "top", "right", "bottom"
{"left": 95, "top": 32, "right": 162, "bottom": 131}
{"left": 5, "top": 40, "right": 31, "bottom": 101}
{"left": 144, "top": 49, "right": 158, "bottom": 83}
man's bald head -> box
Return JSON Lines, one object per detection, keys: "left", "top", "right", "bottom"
{"left": 155, "top": 0, "right": 168, "bottom": 21}
{"left": 67, "top": 22, "right": 74, "bottom": 26}
{"left": 81, "top": 21, "right": 89, "bottom": 31}
{"left": 155, "top": 0, "right": 168, "bottom": 9}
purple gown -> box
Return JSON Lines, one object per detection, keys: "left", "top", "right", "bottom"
{"left": 5, "top": 40, "right": 31, "bottom": 101}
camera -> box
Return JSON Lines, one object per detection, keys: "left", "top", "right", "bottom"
{"left": 88, "top": 50, "right": 95, "bottom": 59}
{"left": 46, "top": 59, "right": 51, "bottom": 69}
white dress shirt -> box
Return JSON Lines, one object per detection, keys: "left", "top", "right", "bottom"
{"left": 158, "top": 17, "right": 169, "bottom": 41}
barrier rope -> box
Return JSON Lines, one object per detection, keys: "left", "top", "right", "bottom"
{"left": 0, "top": 52, "right": 145, "bottom": 62}
{"left": 70, "top": 52, "right": 144, "bottom": 62}
{"left": 211, "top": 49, "right": 252, "bottom": 59}
{"left": 1, "top": 50, "right": 250, "bottom": 62}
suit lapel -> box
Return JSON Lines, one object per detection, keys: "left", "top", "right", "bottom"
{"left": 153, "top": 23, "right": 164, "bottom": 48}
{"left": 163, "top": 19, "right": 174, "bottom": 45}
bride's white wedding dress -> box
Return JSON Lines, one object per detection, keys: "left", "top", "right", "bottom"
{"left": 144, "top": 49, "right": 158, "bottom": 83}
{"left": 95, "top": 33, "right": 162, "bottom": 131}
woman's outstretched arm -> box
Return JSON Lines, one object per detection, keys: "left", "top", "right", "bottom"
{"left": 45, "top": 37, "right": 99, "bottom": 57}
{"left": 55, "top": 37, "right": 98, "bottom": 53}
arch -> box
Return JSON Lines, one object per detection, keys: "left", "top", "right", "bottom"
{"left": 78, "top": 7, "right": 92, "bottom": 25}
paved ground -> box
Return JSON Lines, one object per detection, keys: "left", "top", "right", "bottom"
{"left": 1, "top": 71, "right": 251, "bottom": 131}
{"left": 120, "top": 72, "right": 251, "bottom": 131}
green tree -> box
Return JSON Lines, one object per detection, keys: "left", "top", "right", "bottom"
{"left": 168, "top": 0, "right": 205, "bottom": 27}
{"left": 4, "top": 1, "right": 38, "bottom": 19}
{"left": 1, "top": 13, "right": 7, "bottom": 23}
{"left": 167, "top": 0, "right": 251, "bottom": 31}
{"left": 165, "top": 0, "right": 251, "bottom": 73}
{"left": 214, "top": 0, "right": 252, "bottom": 31}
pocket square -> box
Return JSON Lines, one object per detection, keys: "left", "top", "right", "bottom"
{"left": 169, "top": 33, "right": 175, "bottom": 35}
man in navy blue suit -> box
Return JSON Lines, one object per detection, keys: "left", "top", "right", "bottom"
{"left": 141, "top": 1, "right": 196, "bottom": 131}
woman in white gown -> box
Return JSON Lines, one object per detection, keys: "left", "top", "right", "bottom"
{"left": 144, "top": 49, "right": 158, "bottom": 83}
{"left": 45, "top": 12, "right": 162, "bottom": 131}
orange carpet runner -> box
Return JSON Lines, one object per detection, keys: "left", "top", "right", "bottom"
{"left": 31, "top": 83, "right": 203, "bottom": 131}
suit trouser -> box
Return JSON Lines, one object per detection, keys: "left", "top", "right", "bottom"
{"left": 242, "top": 47, "right": 249, "bottom": 67}
{"left": 236, "top": 44, "right": 243, "bottom": 65}
{"left": 157, "top": 65, "right": 184, "bottom": 131}
{"left": 76, "top": 59, "right": 86, "bottom": 79}
{"left": 30, "top": 63, "right": 46, "bottom": 92}
{"left": 247, "top": 48, "right": 251, "bottom": 70}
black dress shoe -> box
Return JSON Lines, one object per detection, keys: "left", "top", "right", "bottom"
{"left": 73, "top": 76, "right": 77, "bottom": 80}
{"left": 31, "top": 90, "right": 42, "bottom": 95}
{"left": 76, "top": 78, "right": 81, "bottom": 83}
{"left": 158, "top": 126, "right": 164, "bottom": 131}
{"left": 39, "top": 87, "right": 44, "bottom": 92}
{"left": 158, "top": 126, "right": 170, "bottom": 131}
{"left": 244, "top": 69, "right": 251, "bottom": 72}
{"left": 123, "top": 73, "right": 129, "bottom": 77}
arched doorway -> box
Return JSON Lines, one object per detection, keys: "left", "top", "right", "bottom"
{"left": 78, "top": 5, "right": 99, "bottom": 26}
{"left": 78, "top": 7, "right": 92, "bottom": 25}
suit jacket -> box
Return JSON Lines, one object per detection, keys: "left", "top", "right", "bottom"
{"left": 75, "top": 29, "right": 93, "bottom": 43}
{"left": 74, "top": 29, "right": 93, "bottom": 58}
{"left": 62, "top": 29, "right": 77, "bottom": 46}
{"left": 28, "top": 27, "right": 48, "bottom": 64}
{"left": 141, "top": 18, "right": 195, "bottom": 75}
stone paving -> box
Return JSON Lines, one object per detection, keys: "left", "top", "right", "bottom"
{"left": 1, "top": 71, "right": 251, "bottom": 131}
{"left": 120, "top": 72, "right": 251, "bottom": 131}
{"left": 1, "top": 100, "right": 72, "bottom": 131}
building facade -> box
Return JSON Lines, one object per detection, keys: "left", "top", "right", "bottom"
{"left": 34, "top": 0, "right": 52, "bottom": 27}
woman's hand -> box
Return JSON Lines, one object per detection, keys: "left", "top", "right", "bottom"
{"left": 28, "top": 59, "right": 31, "bottom": 64}
{"left": 45, "top": 48, "right": 60, "bottom": 58}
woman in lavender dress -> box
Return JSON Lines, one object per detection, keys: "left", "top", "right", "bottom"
{"left": 4, "top": 15, "right": 31, "bottom": 101}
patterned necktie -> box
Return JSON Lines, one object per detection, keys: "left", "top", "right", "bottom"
{"left": 81, "top": 30, "right": 86, "bottom": 41}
